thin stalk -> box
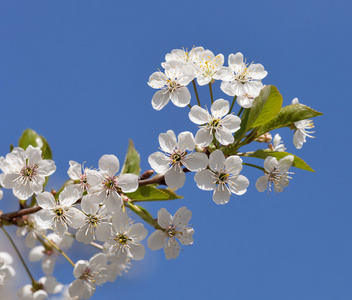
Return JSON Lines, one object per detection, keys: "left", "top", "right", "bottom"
{"left": 41, "top": 234, "right": 75, "bottom": 267}
{"left": 187, "top": 104, "right": 192, "bottom": 109}
{"left": 237, "top": 107, "right": 244, "bottom": 117}
{"left": 242, "top": 162, "right": 265, "bottom": 172}
{"left": 192, "top": 79, "right": 201, "bottom": 107}
{"left": 64, "top": 232, "right": 103, "bottom": 250}
{"left": 229, "top": 96, "right": 237, "bottom": 114}
{"left": 1, "top": 226, "right": 36, "bottom": 285}
{"left": 208, "top": 83, "right": 214, "bottom": 104}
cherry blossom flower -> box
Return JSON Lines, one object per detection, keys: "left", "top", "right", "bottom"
{"left": 0, "top": 145, "right": 56, "bottom": 200}
{"left": 34, "top": 185, "right": 85, "bottom": 237}
{"left": 148, "top": 207, "right": 194, "bottom": 259}
{"left": 189, "top": 99, "right": 241, "bottom": 146}
{"left": 163, "top": 46, "right": 204, "bottom": 70}
{"left": 69, "top": 253, "right": 108, "bottom": 299}
{"left": 195, "top": 150, "right": 249, "bottom": 204}
{"left": 75, "top": 201, "right": 112, "bottom": 244}
{"left": 148, "top": 60, "right": 195, "bottom": 110}
{"left": 269, "top": 134, "right": 286, "bottom": 152}
{"left": 67, "top": 161, "right": 91, "bottom": 196}
{"left": 84, "top": 154, "right": 138, "bottom": 212}
{"left": 16, "top": 214, "right": 47, "bottom": 248}
{"left": 255, "top": 155, "right": 294, "bottom": 193}
{"left": 148, "top": 130, "right": 208, "bottom": 189}
{"left": 29, "top": 233, "right": 74, "bottom": 275}
{"left": 220, "top": 52, "right": 267, "bottom": 98}
{"left": 18, "top": 276, "right": 63, "bottom": 300}
{"left": 292, "top": 98, "right": 315, "bottom": 149}
{"left": 193, "top": 49, "right": 228, "bottom": 85}
{"left": 99, "top": 211, "right": 147, "bottom": 264}
{"left": 0, "top": 252, "right": 15, "bottom": 288}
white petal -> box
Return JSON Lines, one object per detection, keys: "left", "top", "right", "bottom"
{"left": 189, "top": 105, "right": 210, "bottom": 125}
{"left": 59, "top": 185, "right": 81, "bottom": 207}
{"left": 152, "top": 89, "right": 170, "bottom": 111}
{"left": 130, "top": 223, "right": 148, "bottom": 241}
{"left": 66, "top": 207, "right": 86, "bottom": 228}
{"left": 29, "top": 246, "right": 45, "bottom": 261}
{"left": 159, "top": 130, "right": 177, "bottom": 153}
{"left": 34, "top": 210, "right": 55, "bottom": 229}
{"left": 27, "top": 146, "right": 42, "bottom": 165}
{"left": 118, "top": 173, "right": 139, "bottom": 193}
{"left": 99, "top": 155, "right": 119, "bottom": 177}
{"left": 222, "top": 114, "right": 241, "bottom": 133}
{"left": 172, "top": 207, "right": 192, "bottom": 227}
{"left": 209, "top": 149, "right": 225, "bottom": 172}
{"left": 256, "top": 175, "right": 269, "bottom": 192}
{"left": 157, "top": 208, "right": 172, "bottom": 229}
{"left": 211, "top": 99, "right": 229, "bottom": 118}
{"left": 148, "top": 230, "right": 167, "bottom": 250}
{"left": 194, "top": 128, "right": 213, "bottom": 147}
{"left": 36, "top": 192, "right": 55, "bottom": 209}
{"left": 183, "top": 152, "right": 208, "bottom": 172}
{"left": 36, "top": 159, "right": 56, "bottom": 176}
{"left": 164, "top": 238, "right": 180, "bottom": 260}
{"left": 264, "top": 156, "right": 278, "bottom": 173}
{"left": 215, "top": 127, "right": 234, "bottom": 145}
{"left": 278, "top": 155, "right": 294, "bottom": 172}
{"left": 224, "top": 155, "right": 243, "bottom": 174}
{"left": 177, "top": 131, "right": 195, "bottom": 152}
{"left": 170, "top": 87, "right": 191, "bottom": 107}
{"left": 164, "top": 166, "right": 186, "bottom": 189}
{"left": 67, "top": 161, "right": 82, "bottom": 180}
{"left": 148, "top": 152, "right": 170, "bottom": 174}
{"left": 220, "top": 81, "right": 236, "bottom": 96}
{"left": 177, "top": 227, "right": 194, "bottom": 245}
{"left": 194, "top": 169, "right": 216, "bottom": 191}
{"left": 129, "top": 243, "right": 145, "bottom": 260}
{"left": 213, "top": 187, "right": 231, "bottom": 204}
{"left": 112, "top": 211, "right": 129, "bottom": 232}
{"left": 53, "top": 219, "right": 68, "bottom": 237}
{"left": 227, "top": 175, "right": 249, "bottom": 195}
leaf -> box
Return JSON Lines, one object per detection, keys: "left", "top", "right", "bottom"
{"left": 234, "top": 108, "right": 250, "bottom": 140}
{"left": 18, "top": 129, "right": 52, "bottom": 160}
{"left": 246, "top": 149, "right": 315, "bottom": 172}
{"left": 121, "top": 139, "right": 141, "bottom": 176}
{"left": 126, "top": 185, "right": 183, "bottom": 201}
{"left": 247, "top": 85, "right": 283, "bottom": 129}
{"left": 257, "top": 104, "right": 323, "bottom": 136}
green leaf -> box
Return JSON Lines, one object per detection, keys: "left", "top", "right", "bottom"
{"left": 121, "top": 139, "right": 141, "bottom": 176}
{"left": 234, "top": 108, "right": 250, "bottom": 140}
{"left": 18, "top": 129, "right": 52, "bottom": 160}
{"left": 247, "top": 85, "right": 283, "bottom": 129}
{"left": 126, "top": 186, "right": 183, "bottom": 202}
{"left": 257, "top": 103, "right": 323, "bottom": 136}
{"left": 245, "top": 149, "right": 315, "bottom": 172}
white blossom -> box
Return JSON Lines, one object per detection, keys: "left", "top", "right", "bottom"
{"left": 256, "top": 155, "right": 294, "bottom": 193}
{"left": 67, "top": 161, "right": 91, "bottom": 196}
{"left": 29, "top": 233, "right": 74, "bottom": 275}
{"left": 148, "top": 130, "right": 208, "bottom": 189}
{"left": 68, "top": 253, "right": 108, "bottom": 299}
{"left": 195, "top": 150, "right": 249, "bottom": 204}
{"left": 269, "top": 134, "right": 286, "bottom": 152}
{"left": 193, "top": 49, "right": 228, "bottom": 85}
{"left": 148, "top": 60, "right": 195, "bottom": 110}
{"left": 292, "top": 98, "right": 315, "bottom": 149}
{"left": 76, "top": 201, "right": 112, "bottom": 244}
{"left": 220, "top": 52, "right": 267, "bottom": 99}
{"left": 83, "top": 154, "right": 138, "bottom": 212}
{"left": 0, "top": 145, "right": 56, "bottom": 200}
{"left": 16, "top": 214, "right": 47, "bottom": 248}
{"left": 34, "top": 185, "right": 85, "bottom": 237}
{"left": 0, "top": 252, "right": 15, "bottom": 288}
{"left": 163, "top": 46, "right": 204, "bottom": 70}
{"left": 189, "top": 99, "right": 241, "bottom": 147}
{"left": 18, "top": 276, "right": 63, "bottom": 300}
{"left": 99, "top": 211, "right": 147, "bottom": 264}
{"left": 148, "top": 207, "right": 194, "bottom": 259}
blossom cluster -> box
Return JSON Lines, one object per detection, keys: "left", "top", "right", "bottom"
{"left": 0, "top": 45, "right": 321, "bottom": 299}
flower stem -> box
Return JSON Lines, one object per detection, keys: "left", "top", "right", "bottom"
{"left": 192, "top": 79, "right": 201, "bottom": 107}
{"left": 41, "top": 234, "right": 75, "bottom": 267}
{"left": 237, "top": 107, "right": 244, "bottom": 117}
{"left": 64, "top": 232, "right": 103, "bottom": 250}
{"left": 229, "top": 96, "right": 237, "bottom": 114}
{"left": 188, "top": 104, "right": 192, "bottom": 109}
{"left": 208, "top": 82, "right": 214, "bottom": 104}
{"left": 1, "top": 226, "right": 36, "bottom": 285}
{"left": 126, "top": 202, "right": 161, "bottom": 230}
{"left": 242, "top": 162, "right": 264, "bottom": 172}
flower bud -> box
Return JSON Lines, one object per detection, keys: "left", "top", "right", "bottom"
{"left": 255, "top": 132, "right": 272, "bottom": 143}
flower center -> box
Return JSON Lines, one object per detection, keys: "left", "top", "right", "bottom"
{"left": 208, "top": 118, "right": 221, "bottom": 129}
{"left": 167, "top": 228, "right": 177, "bottom": 237}
{"left": 89, "top": 215, "right": 99, "bottom": 227}
{"left": 55, "top": 208, "right": 64, "bottom": 216}
{"left": 116, "top": 234, "right": 129, "bottom": 245}
{"left": 167, "top": 80, "right": 181, "bottom": 93}
{"left": 20, "top": 164, "right": 38, "bottom": 182}
{"left": 218, "top": 172, "right": 229, "bottom": 183}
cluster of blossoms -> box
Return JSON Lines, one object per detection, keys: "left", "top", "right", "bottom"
{"left": 0, "top": 46, "right": 321, "bottom": 299}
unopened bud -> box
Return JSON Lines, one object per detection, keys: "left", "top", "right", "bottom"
{"left": 255, "top": 132, "right": 272, "bottom": 143}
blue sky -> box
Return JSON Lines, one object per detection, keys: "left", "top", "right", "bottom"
{"left": 0, "top": 0, "right": 350, "bottom": 299}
